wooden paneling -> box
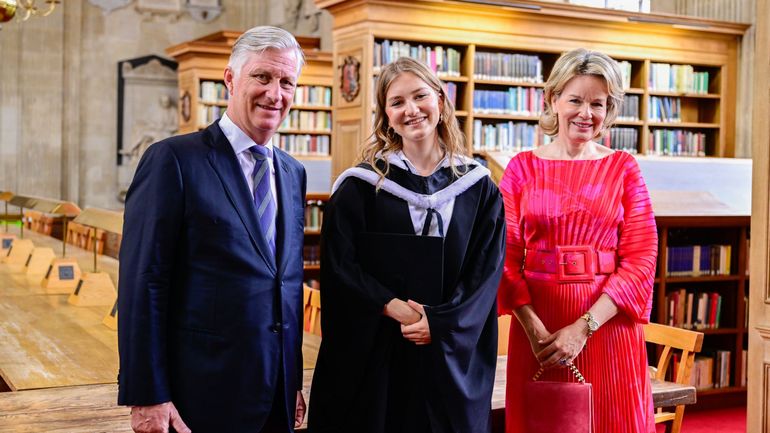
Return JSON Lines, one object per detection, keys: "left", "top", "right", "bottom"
{"left": 748, "top": 0, "right": 770, "bottom": 429}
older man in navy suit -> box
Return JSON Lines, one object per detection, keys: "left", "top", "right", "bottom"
{"left": 118, "top": 26, "right": 308, "bottom": 433}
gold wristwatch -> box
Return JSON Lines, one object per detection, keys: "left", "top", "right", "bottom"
{"left": 580, "top": 312, "right": 599, "bottom": 337}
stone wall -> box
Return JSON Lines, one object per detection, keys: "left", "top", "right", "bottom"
{"left": 0, "top": 0, "right": 330, "bottom": 208}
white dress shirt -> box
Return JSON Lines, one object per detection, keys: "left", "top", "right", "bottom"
{"left": 394, "top": 150, "right": 456, "bottom": 237}
{"left": 219, "top": 113, "right": 279, "bottom": 214}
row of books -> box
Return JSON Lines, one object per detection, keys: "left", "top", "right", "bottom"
{"left": 601, "top": 127, "right": 638, "bottom": 153}
{"left": 472, "top": 120, "right": 551, "bottom": 152}
{"left": 617, "top": 94, "right": 640, "bottom": 121}
{"left": 271, "top": 134, "right": 330, "bottom": 156}
{"left": 279, "top": 110, "right": 332, "bottom": 132}
{"left": 649, "top": 63, "right": 711, "bottom": 94}
{"left": 665, "top": 289, "right": 723, "bottom": 330}
{"left": 444, "top": 82, "right": 458, "bottom": 108}
{"left": 648, "top": 96, "right": 682, "bottom": 123}
{"left": 198, "top": 105, "right": 224, "bottom": 127}
{"left": 305, "top": 200, "right": 325, "bottom": 231}
{"left": 293, "top": 85, "right": 332, "bottom": 107}
{"left": 647, "top": 129, "right": 707, "bottom": 157}
{"left": 684, "top": 352, "right": 731, "bottom": 389}
{"left": 373, "top": 40, "right": 462, "bottom": 77}
{"left": 304, "top": 245, "right": 320, "bottom": 266}
{"left": 665, "top": 244, "right": 732, "bottom": 276}
{"left": 671, "top": 350, "right": 747, "bottom": 389}
{"left": 200, "top": 81, "right": 228, "bottom": 103}
{"left": 472, "top": 88, "right": 544, "bottom": 116}
{"left": 473, "top": 52, "right": 543, "bottom": 83}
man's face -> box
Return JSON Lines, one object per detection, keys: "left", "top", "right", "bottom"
{"left": 224, "top": 48, "right": 300, "bottom": 144}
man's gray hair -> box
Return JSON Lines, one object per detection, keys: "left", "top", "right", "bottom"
{"left": 228, "top": 26, "right": 305, "bottom": 76}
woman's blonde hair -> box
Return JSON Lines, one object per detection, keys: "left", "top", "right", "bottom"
{"left": 360, "top": 57, "right": 466, "bottom": 183}
{"left": 539, "top": 48, "right": 624, "bottom": 138}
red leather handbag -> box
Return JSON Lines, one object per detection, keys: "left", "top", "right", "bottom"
{"left": 523, "top": 364, "right": 594, "bottom": 433}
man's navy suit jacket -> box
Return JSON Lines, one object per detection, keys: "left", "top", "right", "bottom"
{"left": 117, "top": 122, "right": 307, "bottom": 433}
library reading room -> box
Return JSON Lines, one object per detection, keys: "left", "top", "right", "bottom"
{"left": 1, "top": 0, "right": 769, "bottom": 432}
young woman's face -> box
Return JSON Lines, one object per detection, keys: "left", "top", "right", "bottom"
{"left": 384, "top": 72, "right": 443, "bottom": 148}
{"left": 552, "top": 74, "right": 609, "bottom": 145}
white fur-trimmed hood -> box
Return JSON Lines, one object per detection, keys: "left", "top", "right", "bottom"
{"left": 331, "top": 154, "right": 491, "bottom": 210}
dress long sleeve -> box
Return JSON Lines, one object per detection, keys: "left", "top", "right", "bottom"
{"left": 600, "top": 157, "right": 658, "bottom": 323}
{"left": 497, "top": 162, "right": 531, "bottom": 314}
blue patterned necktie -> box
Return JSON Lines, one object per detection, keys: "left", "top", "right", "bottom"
{"left": 249, "top": 145, "right": 276, "bottom": 257}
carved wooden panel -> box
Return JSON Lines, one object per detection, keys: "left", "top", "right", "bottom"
{"left": 333, "top": 119, "right": 362, "bottom": 179}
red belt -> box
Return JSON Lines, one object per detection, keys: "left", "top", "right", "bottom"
{"left": 524, "top": 246, "right": 617, "bottom": 283}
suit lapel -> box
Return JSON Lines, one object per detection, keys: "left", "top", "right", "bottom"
{"left": 204, "top": 124, "right": 277, "bottom": 275}
{"left": 273, "top": 148, "right": 294, "bottom": 277}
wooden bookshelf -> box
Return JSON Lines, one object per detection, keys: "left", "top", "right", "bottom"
{"left": 166, "top": 31, "right": 334, "bottom": 159}
{"left": 303, "top": 193, "right": 329, "bottom": 282}
{"left": 315, "top": 0, "right": 747, "bottom": 179}
{"left": 654, "top": 215, "right": 750, "bottom": 409}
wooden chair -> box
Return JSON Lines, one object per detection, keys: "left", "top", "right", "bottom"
{"left": 66, "top": 222, "right": 85, "bottom": 249}
{"left": 304, "top": 288, "right": 322, "bottom": 336}
{"left": 498, "top": 314, "right": 511, "bottom": 356}
{"left": 86, "top": 228, "right": 105, "bottom": 255}
{"left": 303, "top": 284, "right": 311, "bottom": 309}
{"left": 23, "top": 210, "right": 42, "bottom": 231}
{"left": 644, "top": 322, "right": 704, "bottom": 433}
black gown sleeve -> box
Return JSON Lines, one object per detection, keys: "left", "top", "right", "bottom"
{"left": 320, "top": 177, "right": 399, "bottom": 313}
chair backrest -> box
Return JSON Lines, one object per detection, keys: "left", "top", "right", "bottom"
{"left": 644, "top": 322, "right": 704, "bottom": 433}
{"left": 644, "top": 322, "right": 704, "bottom": 384}
{"left": 498, "top": 314, "right": 512, "bottom": 356}
{"left": 305, "top": 286, "right": 321, "bottom": 336}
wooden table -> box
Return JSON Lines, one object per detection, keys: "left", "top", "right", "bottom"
{"left": 0, "top": 355, "right": 695, "bottom": 432}
{"left": 0, "top": 293, "right": 118, "bottom": 391}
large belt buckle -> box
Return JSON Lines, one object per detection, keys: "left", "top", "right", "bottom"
{"left": 556, "top": 245, "right": 595, "bottom": 283}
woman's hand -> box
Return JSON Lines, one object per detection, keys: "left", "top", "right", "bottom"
{"left": 401, "top": 300, "right": 431, "bottom": 345}
{"left": 524, "top": 321, "right": 551, "bottom": 356}
{"left": 513, "top": 305, "right": 551, "bottom": 357}
{"left": 536, "top": 320, "right": 589, "bottom": 368}
{"left": 383, "top": 298, "right": 422, "bottom": 325}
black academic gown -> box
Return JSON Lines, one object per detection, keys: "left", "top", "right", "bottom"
{"left": 308, "top": 162, "right": 506, "bottom": 433}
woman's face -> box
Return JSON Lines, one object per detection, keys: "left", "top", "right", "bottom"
{"left": 384, "top": 72, "right": 443, "bottom": 148}
{"left": 551, "top": 74, "right": 609, "bottom": 146}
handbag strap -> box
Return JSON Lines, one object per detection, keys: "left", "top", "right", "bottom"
{"left": 532, "top": 363, "right": 586, "bottom": 384}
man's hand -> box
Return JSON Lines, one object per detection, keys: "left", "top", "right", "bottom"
{"left": 401, "top": 300, "right": 431, "bottom": 345}
{"left": 295, "top": 390, "right": 307, "bottom": 428}
{"left": 130, "top": 401, "right": 191, "bottom": 433}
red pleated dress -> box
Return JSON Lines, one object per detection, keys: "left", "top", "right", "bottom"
{"left": 498, "top": 150, "right": 658, "bottom": 433}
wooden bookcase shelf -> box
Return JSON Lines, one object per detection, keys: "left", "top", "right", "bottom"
{"left": 315, "top": 0, "right": 747, "bottom": 179}
{"left": 654, "top": 215, "right": 750, "bottom": 409}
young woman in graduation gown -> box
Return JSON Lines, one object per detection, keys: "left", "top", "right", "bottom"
{"left": 498, "top": 48, "right": 658, "bottom": 433}
{"left": 308, "top": 57, "right": 506, "bottom": 433}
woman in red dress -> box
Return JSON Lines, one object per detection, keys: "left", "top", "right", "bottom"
{"left": 498, "top": 48, "right": 658, "bottom": 433}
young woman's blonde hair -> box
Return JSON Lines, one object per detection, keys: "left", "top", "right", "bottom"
{"left": 539, "top": 48, "right": 625, "bottom": 138}
{"left": 360, "top": 57, "right": 467, "bottom": 184}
